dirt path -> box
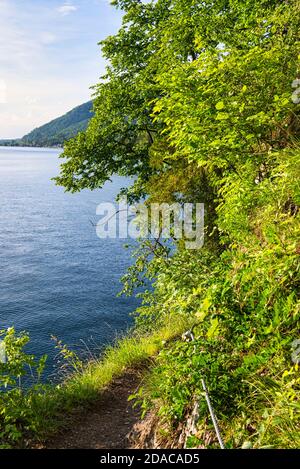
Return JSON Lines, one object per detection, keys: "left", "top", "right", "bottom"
{"left": 44, "top": 370, "right": 142, "bottom": 449}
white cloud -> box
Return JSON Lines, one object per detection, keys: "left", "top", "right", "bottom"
{"left": 0, "top": 79, "right": 7, "bottom": 104}
{"left": 0, "top": 0, "right": 85, "bottom": 138}
{"left": 0, "top": 0, "right": 120, "bottom": 139}
{"left": 40, "top": 32, "right": 57, "bottom": 45}
{"left": 57, "top": 3, "right": 78, "bottom": 16}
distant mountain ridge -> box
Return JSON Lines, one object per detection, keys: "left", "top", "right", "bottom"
{"left": 0, "top": 101, "right": 93, "bottom": 148}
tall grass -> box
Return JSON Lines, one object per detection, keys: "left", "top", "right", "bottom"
{"left": 25, "top": 314, "right": 193, "bottom": 441}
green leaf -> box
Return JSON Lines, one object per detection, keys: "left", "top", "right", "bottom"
{"left": 215, "top": 101, "right": 225, "bottom": 110}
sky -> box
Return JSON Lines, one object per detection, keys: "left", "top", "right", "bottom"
{"left": 0, "top": 0, "right": 123, "bottom": 138}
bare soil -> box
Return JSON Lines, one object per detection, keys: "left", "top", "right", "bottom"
{"left": 42, "top": 369, "right": 143, "bottom": 449}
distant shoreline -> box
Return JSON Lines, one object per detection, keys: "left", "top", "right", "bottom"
{"left": 0, "top": 145, "right": 63, "bottom": 152}
{"left": 0, "top": 140, "right": 63, "bottom": 149}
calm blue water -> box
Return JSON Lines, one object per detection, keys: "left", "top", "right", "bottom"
{"left": 0, "top": 147, "right": 139, "bottom": 379}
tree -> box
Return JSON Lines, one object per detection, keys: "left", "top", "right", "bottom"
{"left": 55, "top": 0, "right": 300, "bottom": 447}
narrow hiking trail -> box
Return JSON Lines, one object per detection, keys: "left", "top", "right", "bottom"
{"left": 41, "top": 370, "right": 142, "bottom": 449}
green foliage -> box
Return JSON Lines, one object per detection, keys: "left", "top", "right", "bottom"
{"left": 52, "top": 0, "right": 300, "bottom": 447}
{"left": 1, "top": 0, "right": 300, "bottom": 448}
{"left": 0, "top": 328, "right": 47, "bottom": 447}
{"left": 0, "top": 319, "right": 190, "bottom": 447}
{"left": 54, "top": 0, "right": 299, "bottom": 448}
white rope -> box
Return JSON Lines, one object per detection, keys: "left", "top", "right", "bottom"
{"left": 201, "top": 378, "right": 225, "bottom": 449}
{"left": 182, "top": 329, "right": 225, "bottom": 449}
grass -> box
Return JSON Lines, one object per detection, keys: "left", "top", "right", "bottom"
{"left": 131, "top": 319, "right": 300, "bottom": 449}
{"left": 25, "top": 314, "right": 193, "bottom": 442}
{"left": 224, "top": 370, "right": 300, "bottom": 449}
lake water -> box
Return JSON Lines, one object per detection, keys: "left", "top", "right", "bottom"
{"left": 0, "top": 147, "right": 139, "bottom": 379}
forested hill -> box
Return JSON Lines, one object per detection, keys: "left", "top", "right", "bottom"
{"left": 0, "top": 101, "right": 93, "bottom": 148}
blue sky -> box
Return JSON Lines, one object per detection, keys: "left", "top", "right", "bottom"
{"left": 0, "top": 0, "right": 123, "bottom": 138}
